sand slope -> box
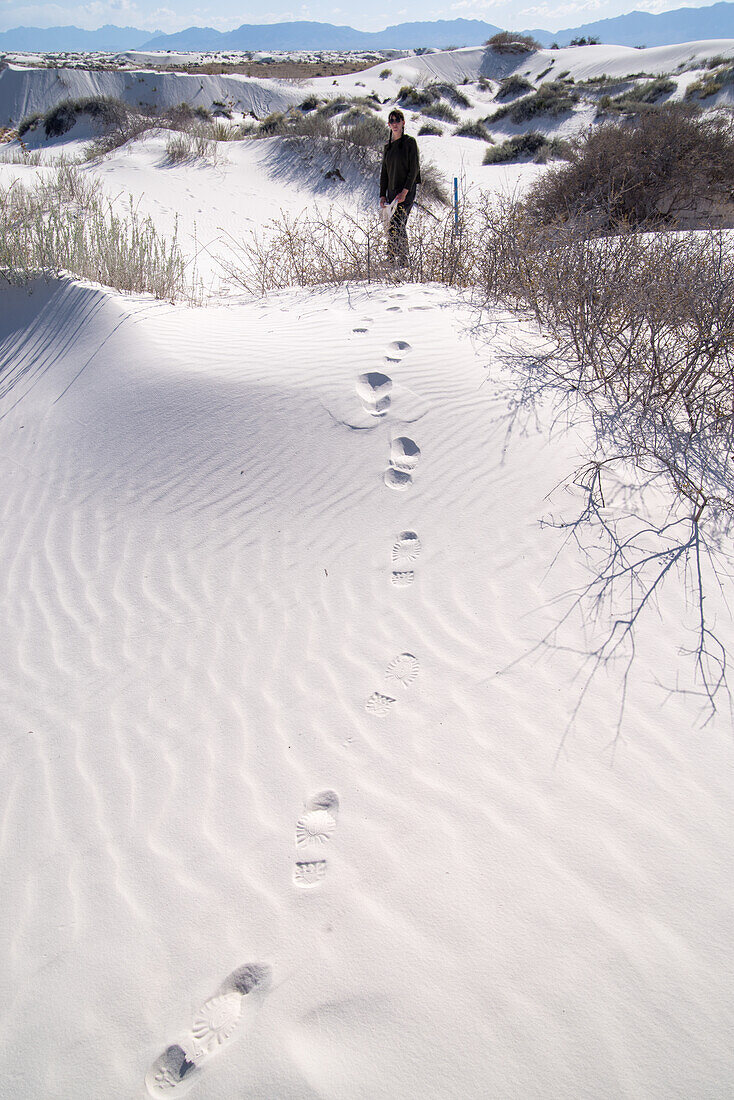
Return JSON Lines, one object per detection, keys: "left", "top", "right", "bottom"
{"left": 1, "top": 274, "right": 733, "bottom": 1098}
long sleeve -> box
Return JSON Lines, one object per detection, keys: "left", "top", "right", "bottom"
{"left": 380, "top": 151, "right": 388, "bottom": 198}
{"left": 403, "top": 137, "right": 420, "bottom": 191}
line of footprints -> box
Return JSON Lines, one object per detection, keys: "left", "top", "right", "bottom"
{"left": 145, "top": 333, "right": 422, "bottom": 1095}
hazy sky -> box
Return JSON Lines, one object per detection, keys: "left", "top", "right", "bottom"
{"left": 0, "top": 0, "right": 715, "bottom": 34}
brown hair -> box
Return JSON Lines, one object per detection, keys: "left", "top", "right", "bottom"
{"left": 388, "top": 108, "right": 405, "bottom": 125}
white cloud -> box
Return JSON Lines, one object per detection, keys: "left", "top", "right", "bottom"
{"left": 517, "top": 0, "right": 603, "bottom": 18}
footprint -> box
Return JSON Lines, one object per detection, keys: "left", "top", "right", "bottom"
{"left": 365, "top": 655, "right": 420, "bottom": 716}
{"left": 364, "top": 691, "right": 397, "bottom": 717}
{"left": 384, "top": 436, "right": 420, "bottom": 491}
{"left": 145, "top": 964, "right": 271, "bottom": 1097}
{"left": 385, "top": 653, "right": 420, "bottom": 688}
{"left": 294, "top": 790, "right": 340, "bottom": 889}
{"left": 391, "top": 531, "right": 421, "bottom": 586}
{"left": 386, "top": 340, "right": 412, "bottom": 356}
{"left": 352, "top": 327, "right": 368, "bottom": 334}
{"left": 356, "top": 371, "right": 392, "bottom": 417}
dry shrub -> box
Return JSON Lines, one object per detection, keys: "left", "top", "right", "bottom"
{"left": 483, "top": 132, "right": 571, "bottom": 163}
{"left": 523, "top": 108, "right": 734, "bottom": 229}
{"left": 491, "top": 80, "right": 580, "bottom": 123}
{"left": 485, "top": 31, "right": 541, "bottom": 53}
{"left": 421, "top": 101, "right": 459, "bottom": 123}
{"left": 165, "top": 127, "right": 218, "bottom": 163}
{"left": 494, "top": 75, "right": 533, "bottom": 100}
{"left": 478, "top": 201, "right": 734, "bottom": 514}
{"left": 0, "top": 165, "right": 197, "bottom": 301}
{"left": 218, "top": 205, "right": 475, "bottom": 294}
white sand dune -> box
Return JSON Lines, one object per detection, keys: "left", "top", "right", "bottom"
{"left": 0, "top": 63, "right": 301, "bottom": 129}
{"left": 2, "top": 267, "right": 734, "bottom": 1098}
{"left": 349, "top": 39, "right": 734, "bottom": 88}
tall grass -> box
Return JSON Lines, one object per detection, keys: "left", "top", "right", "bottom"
{"left": 0, "top": 165, "right": 198, "bottom": 301}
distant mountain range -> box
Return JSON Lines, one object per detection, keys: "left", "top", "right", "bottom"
{"left": 1, "top": 3, "right": 734, "bottom": 54}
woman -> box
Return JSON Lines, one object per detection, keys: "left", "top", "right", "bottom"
{"left": 379, "top": 108, "right": 421, "bottom": 266}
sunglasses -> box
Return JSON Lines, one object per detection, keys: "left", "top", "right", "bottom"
{"left": 388, "top": 118, "right": 402, "bottom": 124}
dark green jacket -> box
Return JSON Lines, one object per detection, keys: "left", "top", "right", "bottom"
{"left": 380, "top": 134, "right": 421, "bottom": 199}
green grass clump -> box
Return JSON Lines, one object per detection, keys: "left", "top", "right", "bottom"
{"left": 0, "top": 165, "right": 196, "bottom": 301}
{"left": 397, "top": 84, "right": 437, "bottom": 108}
{"left": 454, "top": 120, "right": 493, "bottom": 141}
{"left": 418, "top": 122, "right": 443, "bottom": 136}
{"left": 427, "top": 82, "right": 471, "bottom": 107}
{"left": 491, "top": 80, "right": 580, "bottom": 123}
{"left": 605, "top": 77, "right": 676, "bottom": 110}
{"left": 495, "top": 75, "right": 533, "bottom": 100}
{"left": 483, "top": 131, "right": 572, "bottom": 163}
{"left": 421, "top": 102, "right": 459, "bottom": 123}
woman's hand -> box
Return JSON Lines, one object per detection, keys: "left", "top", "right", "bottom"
{"left": 380, "top": 197, "right": 387, "bottom": 207}
{"left": 396, "top": 189, "right": 409, "bottom": 204}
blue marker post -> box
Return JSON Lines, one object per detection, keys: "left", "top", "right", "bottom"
{"left": 453, "top": 176, "right": 459, "bottom": 233}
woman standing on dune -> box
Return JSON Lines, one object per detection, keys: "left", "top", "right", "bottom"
{"left": 379, "top": 108, "right": 421, "bottom": 267}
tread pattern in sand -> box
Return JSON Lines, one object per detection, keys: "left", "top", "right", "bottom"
{"left": 391, "top": 531, "right": 421, "bottom": 586}
{"left": 293, "top": 789, "right": 339, "bottom": 888}
{"left": 145, "top": 964, "right": 271, "bottom": 1096}
{"left": 366, "top": 655, "right": 420, "bottom": 715}
{"left": 385, "top": 437, "right": 420, "bottom": 491}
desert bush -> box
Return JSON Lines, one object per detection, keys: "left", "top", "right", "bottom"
{"left": 299, "top": 94, "right": 321, "bottom": 112}
{"left": 685, "top": 65, "right": 734, "bottom": 100}
{"left": 495, "top": 75, "right": 533, "bottom": 100}
{"left": 427, "top": 82, "right": 471, "bottom": 107}
{"left": 337, "top": 113, "right": 385, "bottom": 148}
{"left": 290, "top": 111, "right": 334, "bottom": 138}
{"left": 0, "top": 165, "right": 196, "bottom": 301}
{"left": 44, "top": 96, "right": 129, "bottom": 138}
{"left": 218, "top": 203, "right": 475, "bottom": 294}
{"left": 257, "top": 111, "right": 288, "bottom": 135}
{"left": 476, "top": 200, "right": 734, "bottom": 712}
{"left": 569, "top": 35, "right": 600, "bottom": 45}
{"left": 166, "top": 102, "right": 212, "bottom": 129}
{"left": 454, "top": 120, "right": 493, "bottom": 141}
{"left": 483, "top": 131, "right": 572, "bottom": 163}
{"left": 421, "top": 101, "right": 459, "bottom": 122}
{"left": 84, "top": 111, "right": 153, "bottom": 159}
{"left": 478, "top": 205, "right": 734, "bottom": 507}
{"left": 607, "top": 77, "right": 676, "bottom": 109}
{"left": 380, "top": 68, "right": 392, "bottom": 79}
{"left": 418, "top": 159, "right": 451, "bottom": 205}
{"left": 165, "top": 126, "right": 218, "bottom": 162}
{"left": 418, "top": 122, "right": 444, "bottom": 136}
{"left": 17, "top": 111, "right": 42, "bottom": 138}
{"left": 485, "top": 31, "right": 541, "bottom": 53}
{"left": 317, "top": 98, "right": 352, "bottom": 118}
{"left": 492, "top": 80, "right": 580, "bottom": 123}
{"left": 397, "top": 84, "right": 438, "bottom": 108}
{"left": 522, "top": 109, "right": 734, "bottom": 229}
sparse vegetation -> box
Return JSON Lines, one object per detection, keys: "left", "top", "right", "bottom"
{"left": 483, "top": 131, "right": 572, "bottom": 163}
{"left": 397, "top": 84, "right": 438, "bottom": 109}
{"left": 520, "top": 109, "right": 734, "bottom": 229}
{"left": 454, "top": 120, "right": 493, "bottom": 141}
{"left": 485, "top": 31, "right": 541, "bottom": 53}
{"left": 427, "top": 82, "right": 471, "bottom": 108}
{"left": 685, "top": 65, "right": 734, "bottom": 100}
{"left": 491, "top": 80, "right": 580, "bottom": 123}
{"left": 0, "top": 164, "right": 196, "bottom": 300}
{"left": 421, "top": 102, "right": 459, "bottom": 123}
{"left": 418, "top": 122, "right": 444, "bottom": 136}
{"left": 603, "top": 77, "right": 676, "bottom": 111}
{"left": 495, "top": 75, "right": 534, "bottom": 100}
